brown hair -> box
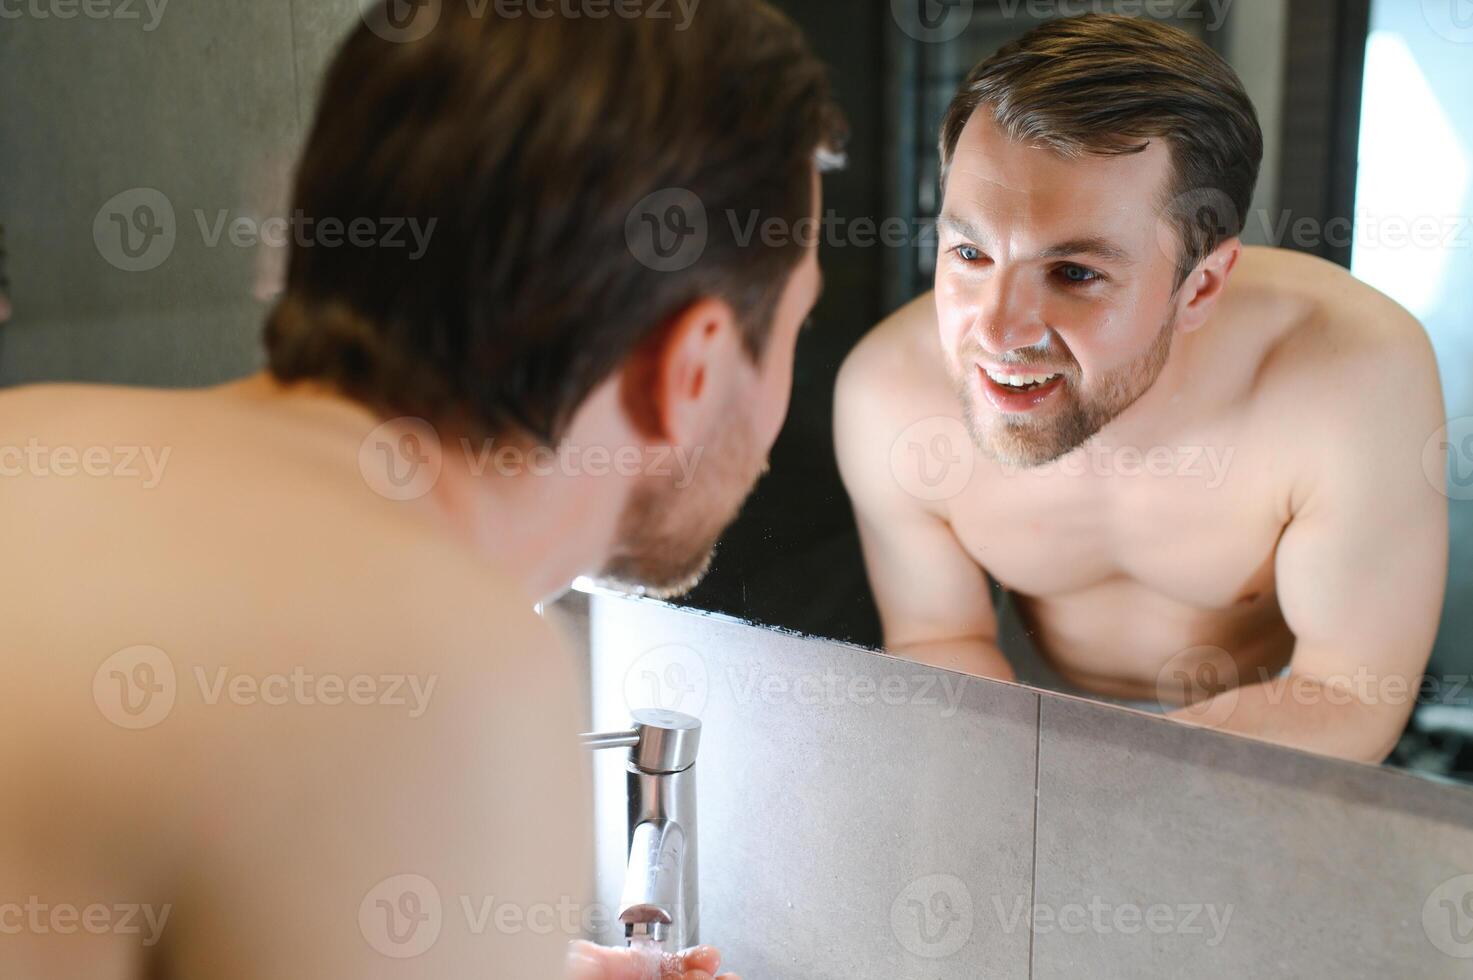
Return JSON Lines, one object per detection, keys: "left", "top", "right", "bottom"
{"left": 939, "top": 14, "right": 1262, "bottom": 285}
{"left": 266, "top": 0, "right": 844, "bottom": 443}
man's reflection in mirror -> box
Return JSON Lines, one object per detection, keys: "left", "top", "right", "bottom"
{"left": 835, "top": 15, "right": 1447, "bottom": 764}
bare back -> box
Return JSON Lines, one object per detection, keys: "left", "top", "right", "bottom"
{"left": 0, "top": 380, "right": 590, "bottom": 978}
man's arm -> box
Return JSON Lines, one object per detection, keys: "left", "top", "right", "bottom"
{"left": 834, "top": 314, "right": 1013, "bottom": 680}
{"left": 1178, "top": 307, "right": 1448, "bottom": 762}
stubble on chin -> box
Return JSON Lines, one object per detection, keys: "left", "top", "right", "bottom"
{"left": 594, "top": 420, "right": 765, "bottom": 599}
{"left": 952, "top": 317, "right": 1175, "bottom": 470}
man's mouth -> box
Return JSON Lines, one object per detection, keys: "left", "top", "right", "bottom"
{"left": 983, "top": 367, "right": 1062, "bottom": 391}
{"left": 978, "top": 365, "right": 1066, "bottom": 413}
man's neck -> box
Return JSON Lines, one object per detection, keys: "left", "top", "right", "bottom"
{"left": 224, "top": 372, "right": 629, "bottom": 604}
{"left": 430, "top": 434, "right": 625, "bottom": 603}
{"left": 1092, "top": 324, "right": 1203, "bottom": 450}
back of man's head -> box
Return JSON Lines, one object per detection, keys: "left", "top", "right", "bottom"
{"left": 266, "top": 0, "right": 845, "bottom": 444}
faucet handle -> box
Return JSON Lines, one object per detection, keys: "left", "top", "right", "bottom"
{"left": 579, "top": 709, "right": 701, "bottom": 774}
{"left": 628, "top": 709, "right": 701, "bottom": 775}
{"left": 579, "top": 729, "right": 640, "bottom": 751}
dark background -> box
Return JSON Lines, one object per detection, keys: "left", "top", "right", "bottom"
{"left": 674, "top": 0, "right": 890, "bottom": 649}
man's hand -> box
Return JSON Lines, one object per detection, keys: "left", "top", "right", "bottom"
{"left": 566, "top": 941, "right": 740, "bottom": 980}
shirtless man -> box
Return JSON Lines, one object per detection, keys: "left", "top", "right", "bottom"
{"left": 0, "top": 2, "right": 841, "bottom": 977}
{"left": 835, "top": 14, "right": 1447, "bottom": 764}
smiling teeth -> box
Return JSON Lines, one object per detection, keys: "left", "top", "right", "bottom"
{"left": 985, "top": 368, "right": 1060, "bottom": 387}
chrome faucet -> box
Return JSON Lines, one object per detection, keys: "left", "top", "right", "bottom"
{"left": 580, "top": 708, "right": 700, "bottom": 951}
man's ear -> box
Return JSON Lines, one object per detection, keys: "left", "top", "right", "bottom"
{"left": 619, "top": 296, "right": 740, "bottom": 444}
{"left": 1174, "top": 237, "right": 1242, "bottom": 334}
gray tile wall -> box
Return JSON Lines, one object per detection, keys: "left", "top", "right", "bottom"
{"left": 568, "top": 591, "right": 1473, "bottom": 979}
{"left": 1033, "top": 695, "right": 1473, "bottom": 980}
{"left": 582, "top": 591, "right": 1040, "bottom": 979}
{"left": 0, "top": 0, "right": 361, "bottom": 387}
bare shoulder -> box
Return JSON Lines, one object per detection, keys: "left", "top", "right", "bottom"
{"left": 836, "top": 290, "right": 950, "bottom": 409}
{"left": 834, "top": 291, "right": 960, "bottom": 508}
{"left": 1234, "top": 247, "right": 1438, "bottom": 405}
{"left": 1229, "top": 247, "right": 1441, "bottom": 488}
{"left": 0, "top": 379, "right": 190, "bottom": 413}
{"left": 835, "top": 291, "right": 960, "bottom": 441}
{"left": 0, "top": 386, "right": 590, "bottom": 976}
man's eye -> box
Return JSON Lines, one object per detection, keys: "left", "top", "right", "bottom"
{"left": 955, "top": 245, "right": 982, "bottom": 262}
{"left": 1059, "top": 264, "right": 1100, "bottom": 284}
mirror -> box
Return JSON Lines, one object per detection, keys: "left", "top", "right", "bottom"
{"left": 660, "top": 0, "right": 1473, "bottom": 785}
{"left": 2, "top": 0, "right": 1467, "bottom": 788}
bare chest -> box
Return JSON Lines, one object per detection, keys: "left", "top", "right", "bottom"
{"left": 947, "top": 439, "right": 1289, "bottom": 611}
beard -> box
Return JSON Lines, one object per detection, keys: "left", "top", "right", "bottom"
{"left": 954, "top": 312, "right": 1176, "bottom": 469}
{"left": 592, "top": 415, "right": 766, "bottom": 600}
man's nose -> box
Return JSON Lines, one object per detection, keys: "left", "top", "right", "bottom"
{"left": 972, "top": 271, "right": 1047, "bottom": 355}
